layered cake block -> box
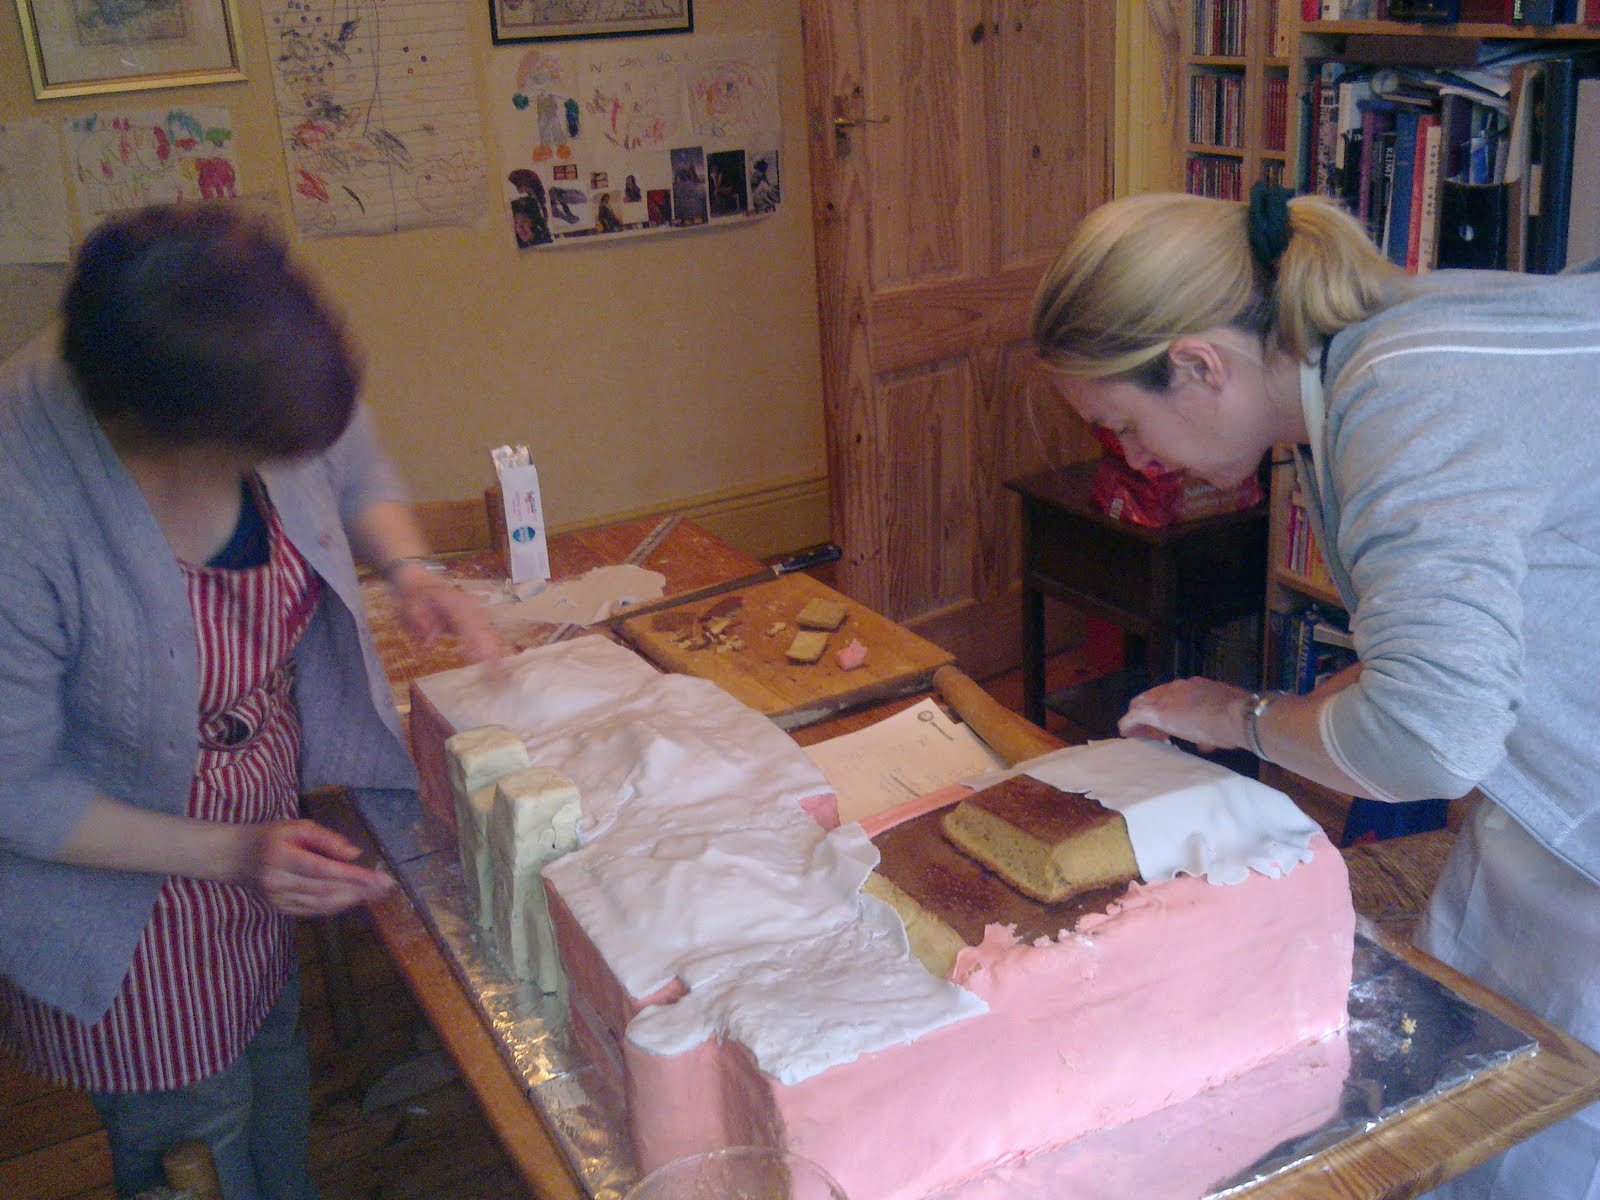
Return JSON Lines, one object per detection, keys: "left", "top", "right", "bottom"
{"left": 412, "top": 642, "right": 1354, "bottom": 1200}
{"left": 939, "top": 771, "right": 1139, "bottom": 903}
{"left": 546, "top": 738, "right": 1356, "bottom": 1200}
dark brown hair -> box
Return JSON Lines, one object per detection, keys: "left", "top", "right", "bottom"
{"left": 62, "top": 203, "right": 361, "bottom": 457}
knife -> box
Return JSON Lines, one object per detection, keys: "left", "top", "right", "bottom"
{"left": 595, "top": 540, "right": 843, "bottom": 631}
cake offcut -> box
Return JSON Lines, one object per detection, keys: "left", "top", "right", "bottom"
{"left": 940, "top": 772, "right": 1140, "bottom": 903}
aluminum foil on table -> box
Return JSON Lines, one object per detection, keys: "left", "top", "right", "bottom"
{"left": 354, "top": 790, "right": 1537, "bottom": 1200}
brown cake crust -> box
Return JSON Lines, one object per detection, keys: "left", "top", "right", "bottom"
{"left": 938, "top": 774, "right": 1140, "bottom": 904}
{"left": 872, "top": 803, "right": 1129, "bottom": 952}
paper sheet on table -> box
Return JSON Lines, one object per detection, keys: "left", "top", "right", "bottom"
{"left": 458, "top": 564, "right": 665, "bottom": 628}
{"left": 804, "top": 699, "right": 1004, "bottom": 825}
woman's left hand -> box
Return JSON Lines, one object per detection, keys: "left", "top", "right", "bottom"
{"left": 388, "top": 562, "right": 508, "bottom": 665}
{"left": 1119, "top": 677, "right": 1253, "bottom": 752}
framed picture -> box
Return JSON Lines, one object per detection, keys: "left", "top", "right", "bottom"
{"left": 15, "top": 0, "right": 246, "bottom": 100}
{"left": 490, "top": 0, "right": 692, "bottom": 45}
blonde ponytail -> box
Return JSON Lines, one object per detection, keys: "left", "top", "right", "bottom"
{"left": 1031, "top": 191, "right": 1405, "bottom": 382}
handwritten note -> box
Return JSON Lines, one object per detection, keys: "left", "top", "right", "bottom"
{"left": 265, "top": 0, "right": 487, "bottom": 238}
{"left": 0, "top": 121, "right": 70, "bottom": 264}
{"left": 65, "top": 108, "right": 239, "bottom": 221}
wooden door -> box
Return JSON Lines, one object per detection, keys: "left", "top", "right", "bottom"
{"left": 801, "top": 2, "right": 1113, "bottom": 679}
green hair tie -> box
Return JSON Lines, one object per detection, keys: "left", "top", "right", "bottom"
{"left": 1247, "top": 180, "right": 1293, "bottom": 268}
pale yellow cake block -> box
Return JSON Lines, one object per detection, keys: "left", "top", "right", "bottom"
{"left": 940, "top": 774, "right": 1139, "bottom": 904}
{"left": 444, "top": 726, "right": 530, "bottom": 930}
{"left": 522, "top": 798, "right": 582, "bottom": 991}
{"left": 489, "top": 766, "right": 583, "bottom": 990}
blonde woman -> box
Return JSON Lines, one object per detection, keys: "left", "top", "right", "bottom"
{"left": 1032, "top": 183, "right": 1600, "bottom": 1200}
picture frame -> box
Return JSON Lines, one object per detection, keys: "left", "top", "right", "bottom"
{"left": 489, "top": 0, "right": 692, "bottom": 45}
{"left": 14, "top": 0, "right": 246, "bottom": 100}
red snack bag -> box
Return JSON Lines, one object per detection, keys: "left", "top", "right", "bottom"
{"left": 1088, "top": 429, "right": 1259, "bottom": 528}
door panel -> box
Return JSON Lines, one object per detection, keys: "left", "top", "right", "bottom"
{"left": 803, "top": 2, "right": 1111, "bottom": 677}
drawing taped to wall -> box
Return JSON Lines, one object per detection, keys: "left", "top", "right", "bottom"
{"left": 65, "top": 107, "right": 238, "bottom": 220}
{"left": 263, "top": 0, "right": 486, "bottom": 237}
{"left": 0, "top": 121, "right": 71, "bottom": 263}
{"left": 490, "top": 32, "right": 779, "bottom": 250}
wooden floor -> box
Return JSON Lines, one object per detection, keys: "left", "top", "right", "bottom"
{"left": 0, "top": 648, "right": 1354, "bottom": 1200}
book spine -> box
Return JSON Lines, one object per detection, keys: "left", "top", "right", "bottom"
{"left": 1385, "top": 109, "right": 1421, "bottom": 264}
{"left": 1415, "top": 118, "right": 1444, "bottom": 270}
{"left": 1537, "top": 56, "right": 1577, "bottom": 272}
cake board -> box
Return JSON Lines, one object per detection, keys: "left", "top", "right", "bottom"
{"left": 348, "top": 786, "right": 1547, "bottom": 1200}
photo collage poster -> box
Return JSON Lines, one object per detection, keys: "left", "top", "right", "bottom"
{"left": 489, "top": 32, "right": 781, "bottom": 250}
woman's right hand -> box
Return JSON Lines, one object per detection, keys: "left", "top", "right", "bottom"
{"left": 231, "top": 819, "right": 395, "bottom": 917}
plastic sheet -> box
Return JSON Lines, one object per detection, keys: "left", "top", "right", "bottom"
{"left": 354, "top": 789, "right": 1537, "bottom": 1200}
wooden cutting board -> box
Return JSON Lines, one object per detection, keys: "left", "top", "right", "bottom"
{"left": 617, "top": 573, "right": 954, "bottom": 729}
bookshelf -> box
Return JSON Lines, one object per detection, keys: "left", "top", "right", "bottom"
{"left": 1182, "top": 0, "right": 1298, "bottom": 197}
{"left": 1261, "top": 13, "right": 1600, "bottom": 835}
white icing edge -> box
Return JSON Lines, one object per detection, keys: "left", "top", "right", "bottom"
{"left": 970, "top": 739, "right": 1323, "bottom": 886}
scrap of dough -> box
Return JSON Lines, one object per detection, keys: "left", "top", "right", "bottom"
{"left": 835, "top": 639, "right": 868, "bottom": 671}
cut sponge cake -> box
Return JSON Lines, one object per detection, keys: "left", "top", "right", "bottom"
{"left": 940, "top": 773, "right": 1139, "bottom": 903}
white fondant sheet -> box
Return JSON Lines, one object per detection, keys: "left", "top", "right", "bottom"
{"left": 967, "top": 739, "right": 1323, "bottom": 886}
{"left": 415, "top": 637, "right": 987, "bottom": 1082}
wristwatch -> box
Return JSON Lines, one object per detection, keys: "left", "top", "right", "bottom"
{"left": 1244, "top": 691, "right": 1282, "bottom": 760}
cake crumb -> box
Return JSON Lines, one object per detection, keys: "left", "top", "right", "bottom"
{"left": 765, "top": 621, "right": 787, "bottom": 637}
{"left": 1400, "top": 1013, "right": 1417, "bottom": 1036}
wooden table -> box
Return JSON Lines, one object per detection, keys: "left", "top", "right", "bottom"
{"left": 345, "top": 524, "right": 1600, "bottom": 1200}
{"left": 360, "top": 516, "right": 767, "bottom": 706}
{"left": 1007, "top": 462, "right": 1268, "bottom": 738}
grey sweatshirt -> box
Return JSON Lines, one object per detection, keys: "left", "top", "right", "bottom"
{"left": 1306, "top": 260, "right": 1600, "bottom": 885}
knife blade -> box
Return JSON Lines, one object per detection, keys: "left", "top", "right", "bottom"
{"left": 598, "top": 541, "right": 842, "bottom": 630}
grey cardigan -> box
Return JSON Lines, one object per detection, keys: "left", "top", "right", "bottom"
{"left": 0, "top": 333, "right": 418, "bottom": 1023}
{"left": 1305, "top": 260, "right": 1600, "bottom": 885}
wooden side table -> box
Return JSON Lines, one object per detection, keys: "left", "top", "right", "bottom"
{"left": 1007, "top": 461, "right": 1268, "bottom": 739}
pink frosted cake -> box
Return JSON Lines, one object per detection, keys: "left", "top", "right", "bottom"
{"left": 543, "top": 744, "right": 1354, "bottom": 1200}
{"left": 411, "top": 641, "right": 1354, "bottom": 1200}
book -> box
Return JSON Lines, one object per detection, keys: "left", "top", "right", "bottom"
{"left": 1459, "top": 0, "right": 1516, "bottom": 15}
{"left": 1503, "top": 62, "right": 1537, "bottom": 270}
{"left": 1437, "top": 180, "right": 1511, "bottom": 266}
{"left": 1385, "top": 108, "right": 1423, "bottom": 264}
{"left": 1533, "top": 55, "right": 1578, "bottom": 271}
{"left": 1566, "top": 76, "right": 1600, "bottom": 265}
{"left": 1415, "top": 117, "right": 1445, "bottom": 268}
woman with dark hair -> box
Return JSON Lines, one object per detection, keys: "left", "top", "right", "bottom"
{"left": 0, "top": 203, "right": 500, "bottom": 1199}
{"left": 1031, "top": 184, "right": 1600, "bottom": 1200}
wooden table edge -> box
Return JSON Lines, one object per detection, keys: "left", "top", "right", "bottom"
{"left": 317, "top": 791, "right": 586, "bottom": 1200}
{"left": 328, "top": 680, "right": 1600, "bottom": 1200}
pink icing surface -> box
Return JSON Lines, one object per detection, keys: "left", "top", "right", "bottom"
{"left": 557, "top": 835, "right": 1354, "bottom": 1200}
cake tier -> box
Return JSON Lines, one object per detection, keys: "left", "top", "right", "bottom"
{"left": 552, "top": 824, "right": 1354, "bottom": 1200}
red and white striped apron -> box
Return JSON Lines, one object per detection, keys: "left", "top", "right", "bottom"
{"left": 2, "top": 489, "right": 323, "bottom": 1092}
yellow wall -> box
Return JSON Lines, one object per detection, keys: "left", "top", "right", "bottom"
{"left": 0, "top": 1, "right": 830, "bottom": 556}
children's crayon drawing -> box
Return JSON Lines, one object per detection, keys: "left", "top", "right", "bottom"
{"left": 0, "top": 120, "right": 70, "bottom": 264}
{"left": 65, "top": 108, "right": 238, "bottom": 221}
{"left": 490, "top": 32, "right": 780, "bottom": 251}
{"left": 264, "top": 0, "right": 486, "bottom": 237}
